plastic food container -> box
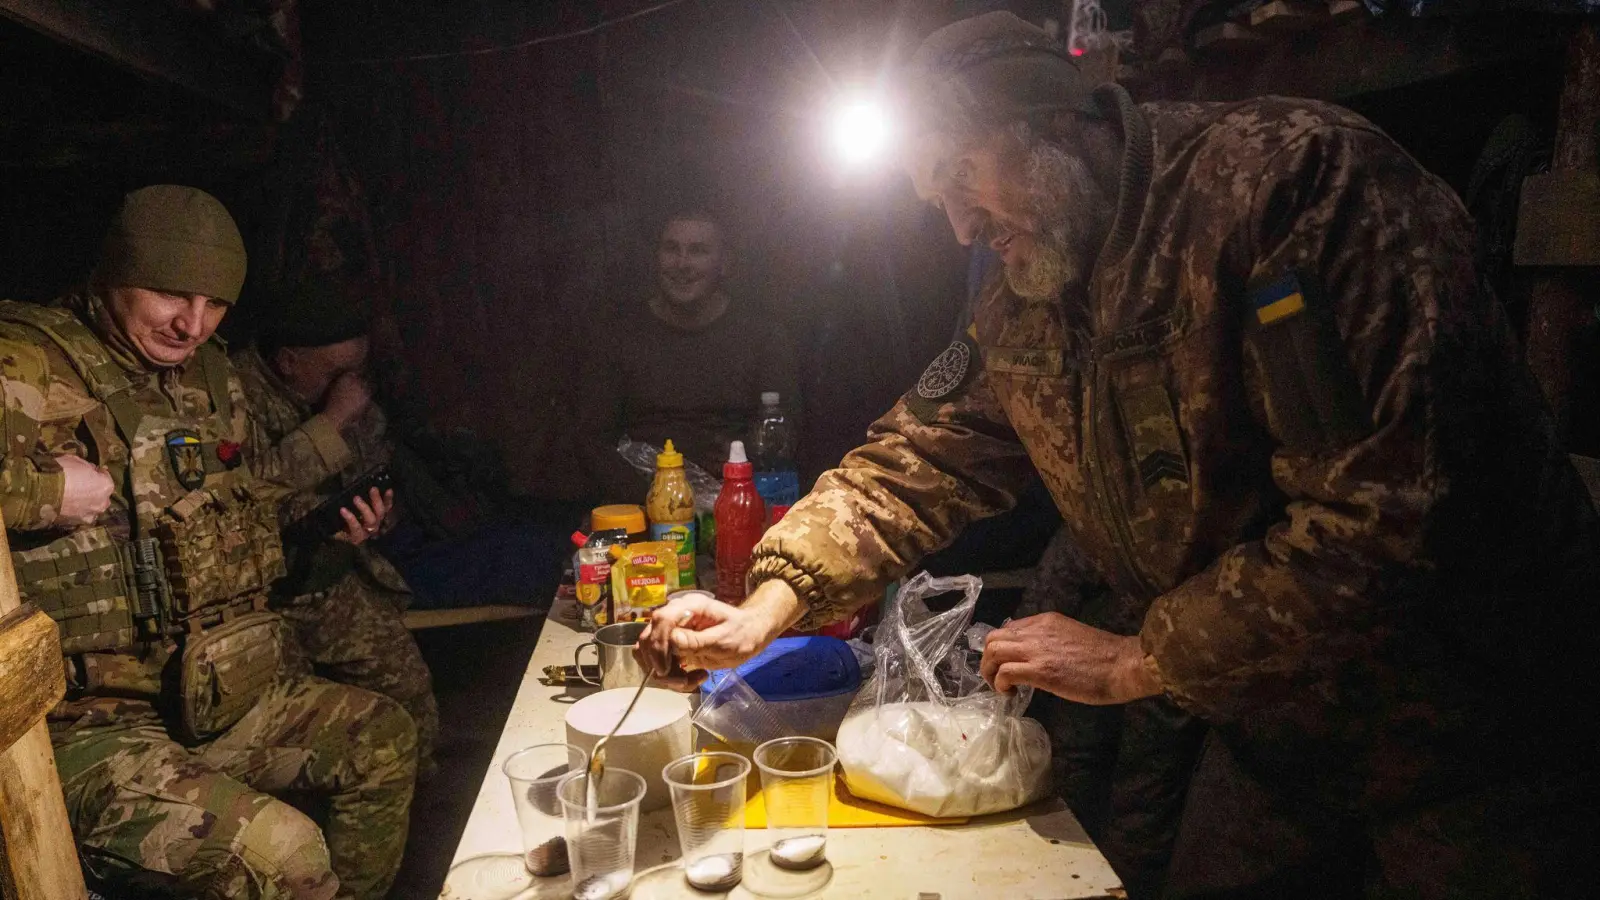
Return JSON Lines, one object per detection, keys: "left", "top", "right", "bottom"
{"left": 700, "top": 637, "right": 861, "bottom": 740}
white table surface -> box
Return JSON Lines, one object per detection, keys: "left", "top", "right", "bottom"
{"left": 442, "top": 595, "right": 1125, "bottom": 900}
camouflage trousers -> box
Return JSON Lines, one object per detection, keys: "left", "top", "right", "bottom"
{"left": 276, "top": 570, "right": 438, "bottom": 772}
{"left": 54, "top": 675, "right": 417, "bottom": 900}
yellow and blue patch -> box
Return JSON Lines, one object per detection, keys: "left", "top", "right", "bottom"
{"left": 1252, "top": 272, "right": 1307, "bottom": 325}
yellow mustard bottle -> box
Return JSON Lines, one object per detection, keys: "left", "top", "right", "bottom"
{"left": 646, "top": 439, "right": 697, "bottom": 588}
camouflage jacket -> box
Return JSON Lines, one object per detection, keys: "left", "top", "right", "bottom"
{"left": 0, "top": 294, "right": 298, "bottom": 535}
{"left": 232, "top": 344, "right": 390, "bottom": 524}
{"left": 232, "top": 345, "right": 407, "bottom": 597}
{"left": 751, "top": 87, "right": 1600, "bottom": 806}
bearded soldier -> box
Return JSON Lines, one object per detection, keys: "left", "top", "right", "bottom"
{"left": 0, "top": 186, "right": 416, "bottom": 899}
{"left": 640, "top": 13, "right": 1600, "bottom": 900}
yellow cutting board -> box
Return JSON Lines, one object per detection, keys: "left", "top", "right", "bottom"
{"left": 742, "top": 774, "right": 968, "bottom": 828}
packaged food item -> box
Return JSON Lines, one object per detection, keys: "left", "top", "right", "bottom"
{"left": 646, "top": 440, "right": 697, "bottom": 588}
{"left": 714, "top": 441, "right": 765, "bottom": 605}
{"left": 571, "top": 528, "right": 628, "bottom": 630}
{"left": 608, "top": 541, "right": 681, "bottom": 621}
{"left": 591, "top": 504, "right": 648, "bottom": 544}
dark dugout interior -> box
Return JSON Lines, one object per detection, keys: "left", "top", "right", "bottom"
{"left": 1, "top": 1, "right": 1593, "bottom": 892}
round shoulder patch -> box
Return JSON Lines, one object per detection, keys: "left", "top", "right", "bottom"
{"left": 916, "top": 340, "right": 973, "bottom": 401}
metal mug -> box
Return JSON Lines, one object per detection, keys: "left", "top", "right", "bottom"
{"left": 574, "top": 621, "right": 648, "bottom": 690}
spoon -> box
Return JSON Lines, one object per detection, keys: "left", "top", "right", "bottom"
{"left": 584, "top": 609, "right": 693, "bottom": 807}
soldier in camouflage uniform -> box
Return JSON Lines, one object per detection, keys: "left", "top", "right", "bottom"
{"left": 640, "top": 13, "right": 1600, "bottom": 899}
{"left": 0, "top": 186, "right": 416, "bottom": 899}
{"left": 233, "top": 277, "right": 438, "bottom": 772}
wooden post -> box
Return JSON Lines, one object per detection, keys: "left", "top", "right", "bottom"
{"left": 0, "top": 521, "right": 87, "bottom": 900}
{"left": 1522, "top": 23, "right": 1600, "bottom": 440}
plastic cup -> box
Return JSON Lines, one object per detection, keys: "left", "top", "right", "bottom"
{"left": 752, "top": 737, "right": 836, "bottom": 872}
{"left": 503, "top": 743, "right": 588, "bottom": 878}
{"left": 663, "top": 752, "right": 751, "bottom": 892}
{"left": 692, "top": 669, "right": 793, "bottom": 758}
{"left": 558, "top": 768, "right": 647, "bottom": 900}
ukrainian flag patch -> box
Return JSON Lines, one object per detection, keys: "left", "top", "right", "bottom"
{"left": 1253, "top": 272, "right": 1307, "bottom": 325}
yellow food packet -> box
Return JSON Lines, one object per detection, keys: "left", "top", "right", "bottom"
{"left": 609, "top": 541, "right": 680, "bottom": 622}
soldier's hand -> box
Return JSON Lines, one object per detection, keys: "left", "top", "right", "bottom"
{"left": 322, "top": 371, "right": 373, "bottom": 429}
{"left": 334, "top": 486, "right": 395, "bottom": 545}
{"left": 56, "top": 454, "right": 114, "bottom": 525}
{"left": 635, "top": 581, "right": 803, "bottom": 688}
{"left": 980, "top": 612, "right": 1161, "bottom": 705}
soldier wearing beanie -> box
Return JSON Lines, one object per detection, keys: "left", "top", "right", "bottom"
{"left": 0, "top": 186, "right": 417, "bottom": 899}
{"left": 637, "top": 12, "right": 1600, "bottom": 900}
{"left": 232, "top": 277, "right": 441, "bottom": 776}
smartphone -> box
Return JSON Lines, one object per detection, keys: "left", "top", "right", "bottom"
{"left": 312, "top": 469, "right": 393, "bottom": 536}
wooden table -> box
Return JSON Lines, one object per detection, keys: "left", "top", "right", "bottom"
{"left": 443, "top": 595, "right": 1125, "bottom": 900}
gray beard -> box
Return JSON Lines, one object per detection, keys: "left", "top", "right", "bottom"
{"left": 1003, "top": 137, "right": 1113, "bottom": 301}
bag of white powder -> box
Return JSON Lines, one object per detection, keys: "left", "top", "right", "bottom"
{"left": 835, "top": 573, "right": 1051, "bottom": 818}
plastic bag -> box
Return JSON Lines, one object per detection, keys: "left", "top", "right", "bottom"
{"left": 835, "top": 572, "right": 1051, "bottom": 818}
{"left": 616, "top": 436, "right": 721, "bottom": 514}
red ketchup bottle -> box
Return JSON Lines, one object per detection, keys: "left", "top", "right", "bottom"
{"left": 715, "top": 440, "right": 767, "bottom": 605}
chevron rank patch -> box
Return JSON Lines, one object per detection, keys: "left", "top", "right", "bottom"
{"left": 1253, "top": 272, "right": 1307, "bottom": 325}
{"left": 1115, "top": 384, "right": 1189, "bottom": 493}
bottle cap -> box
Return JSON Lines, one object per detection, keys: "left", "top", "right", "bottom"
{"left": 724, "top": 441, "right": 753, "bottom": 479}
{"left": 761, "top": 391, "right": 780, "bottom": 407}
{"left": 656, "top": 439, "right": 684, "bottom": 468}
{"left": 591, "top": 504, "right": 646, "bottom": 535}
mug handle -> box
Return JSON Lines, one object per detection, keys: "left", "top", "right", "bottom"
{"left": 574, "top": 641, "right": 602, "bottom": 686}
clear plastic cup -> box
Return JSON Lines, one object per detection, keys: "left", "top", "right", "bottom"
{"left": 663, "top": 752, "right": 751, "bottom": 892}
{"left": 558, "top": 768, "right": 647, "bottom": 900}
{"left": 752, "top": 737, "right": 836, "bottom": 872}
{"left": 692, "top": 668, "right": 793, "bottom": 758}
{"left": 503, "top": 743, "right": 588, "bottom": 878}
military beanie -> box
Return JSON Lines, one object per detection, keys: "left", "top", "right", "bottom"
{"left": 903, "top": 12, "right": 1096, "bottom": 139}
{"left": 263, "top": 277, "right": 369, "bottom": 349}
{"left": 97, "top": 185, "right": 248, "bottom": 303}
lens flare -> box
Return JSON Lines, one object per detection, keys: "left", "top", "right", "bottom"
{"left": 831, "top": 97, "right": 892, "bottom": 167}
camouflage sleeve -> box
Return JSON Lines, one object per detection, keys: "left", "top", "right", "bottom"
{"left": 749, "top": 349, "right": 1037, "bottom": 629}
{"left": 235, "top": 371, "right": 354, "bottom": 492}
{"left": 1140, "top": 124, "right": 1481, "bottom": 723}
{"left": 0, "top": 332, "right": 66, "bottom": 529}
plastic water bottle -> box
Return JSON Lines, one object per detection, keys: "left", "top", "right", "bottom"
{"left": 750, "top": 392, "right": 800, "bottom": 514}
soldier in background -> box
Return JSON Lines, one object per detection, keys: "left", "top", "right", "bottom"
{"left": 580, "top": 207, "right": 801, "bottom": 496}
{"left": 0, "top": 186, "right": 415, "bottom": 899}
{"left": 640, "top": 13, "right": 1600, "bottom": 899}
{"left": 233, "top": 277, "right": 439, "bottom": 775}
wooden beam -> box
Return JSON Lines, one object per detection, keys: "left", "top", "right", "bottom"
{"left": 0, "top": 523, "right": 87, "bottom": 900}
{"left": 1327, "top": 0, "right": 1368, "bottom": 23}
{"left": 0, "top": 607, "right": 62, "bottom": 753}
{"left": 1192, "top": 23, "right": 1272, "bottom": 55}
{"left": 1524, "top": 23, "right": 1600, "bottom": 441}
{"left": 1514, "top": 171, "right": 1600, "bottom": 266}
{"left": 403, "top": 605, "right": 542, "bottom": 631}
{"left": 1192, "top": 14, "right": 1571, "bottom": 102}
{"left": 1249, "top": 1, "right": 1328, "bottom": 35}
{"left": 0, "top": 0, "right": 277, "bottom": 118}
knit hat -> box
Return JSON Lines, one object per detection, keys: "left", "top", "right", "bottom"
{"left": 262, "top": 277, "right": 369, "bottom": 349}
{"left": 902, "top": 12, "right": 1096, "bottom": 139}
{"left": 97, "top": 185, "right": 248, "bottom": 303}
